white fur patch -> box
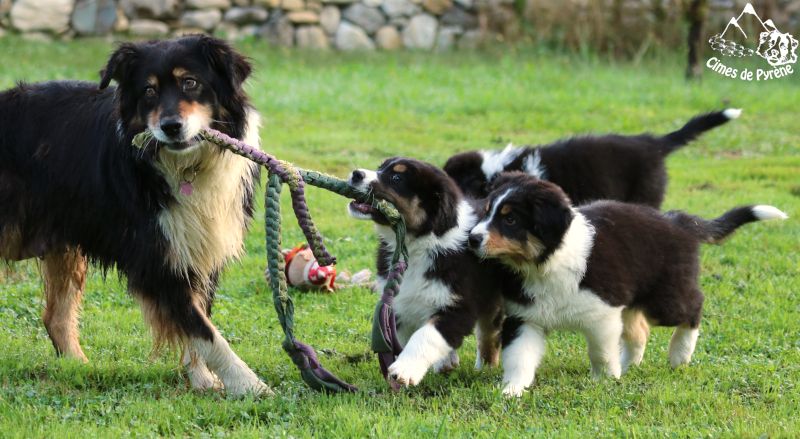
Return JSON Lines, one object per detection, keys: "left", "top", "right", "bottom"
{"left": 669, "top": 326, "right": 700, "bottom": 368}
{"left": 522, "top": 150, "right": 547, "bottom": 179}
{"left": 191, "top": 328, "right": 270, "bottom": 396}
{"left": 480, "top": 144, "right": 525, "bottom": 180}
{"left": 501, "top": 323, "right": 546, "bottom": 397}
{"left": 752, "top": 205, "right": 788, "bottom": 221}
{"left": 723, "top": 108, "right": 742, "bottom": 120}
{"left": 156, "top": 109, "right": 260, "bottom": 283}
{"left": 389, "top": 322, "right": 453, "bottom": 386}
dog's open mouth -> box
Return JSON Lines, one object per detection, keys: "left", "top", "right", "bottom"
{"left": 348, "top": 201, "right": 376, "bottom": 220}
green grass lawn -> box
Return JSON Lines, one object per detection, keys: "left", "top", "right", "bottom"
{"left": 0, "top": 38, "right": 798, "bottom": 437}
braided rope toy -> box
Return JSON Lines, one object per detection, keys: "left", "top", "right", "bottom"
{"left": 133, "top": 129, "right": 407, "bottom": 393}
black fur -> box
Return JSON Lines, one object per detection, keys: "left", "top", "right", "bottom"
{"left": 0, "top": 36, "right": 258, "bottom": 347}
{"left": 478, "top": 173, "right": 779, "bottom": 329}
{"left": 444, "top": 110, "right": 737, "bottom": 207}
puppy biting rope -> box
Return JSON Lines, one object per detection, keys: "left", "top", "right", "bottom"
{"left": 132, "top": 129, "right": 408, "bottom": 392}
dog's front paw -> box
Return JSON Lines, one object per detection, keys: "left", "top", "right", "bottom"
{"left": 502, "top": 381, "right": 528, "bottom": 398}
{"left": 388, "top": 358, "right": 429, "bottom": 386}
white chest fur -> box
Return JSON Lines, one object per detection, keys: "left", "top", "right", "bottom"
{"left": 377, "top": 201, "right": 476, "bottom": 345}
{"left": 156, "top": 110, "right": 261, "bottom": 283}
{"left": 505, "top": 213, "right": 618, "bottom": 332}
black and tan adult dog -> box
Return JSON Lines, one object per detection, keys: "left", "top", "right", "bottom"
{"left": 0, "top": 36, "right": 269, "bottom": 396}
{"left": 468, "top": 173, "right": 786, "bottom": 396}
{"left": 444, "top": 109, "right": 740, "bottom": 207}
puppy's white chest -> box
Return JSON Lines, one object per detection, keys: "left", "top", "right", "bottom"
{"left": 508, "top": 277, "right": 614, "bottom": 332}
{"left": 394, "top": 259, "right": 454, "bottom": 337}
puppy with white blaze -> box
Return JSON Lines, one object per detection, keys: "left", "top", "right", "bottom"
{"left": 348, "top": 158, "right": 508, "bottom": 387}
{"left": 0, "top": 36, "right": 268, "bottom": 396}
{"left": 468, "top": 172, "right": 787, "bottom": 397}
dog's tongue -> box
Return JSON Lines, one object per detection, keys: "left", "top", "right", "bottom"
{"left": 180, "top": 182, "right": 194, "bottom": 196}
{"left": 350, "top": 201, "right": 373, "bottom": 214}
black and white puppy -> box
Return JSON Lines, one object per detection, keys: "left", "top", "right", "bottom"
{"left": 444, "top": 109, "right": 740, "bottom": 207}
{"left": 468, "top": 173, "right": 787, "bottom": 396}
{"left": 348, "top": 158, "right": 506, "bottom": 386}
{"left": 0, "top": 36, "right": 267, "bottom": 396}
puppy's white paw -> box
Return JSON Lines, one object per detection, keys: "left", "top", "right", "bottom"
{"left": 502, "top": 382, "right": 528, "bottom": 397}
{"left": 388, "top": 358, "right": 429, "bottom": 386}
{"left": 434, "top": 351, "right": 460, "bottom": 374}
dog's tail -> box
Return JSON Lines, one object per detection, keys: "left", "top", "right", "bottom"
{"left": 659, "top": 108, "right": 741, "bottom": 155}
{"left": 667, "top": 205, "right": 787, "bottom": 244}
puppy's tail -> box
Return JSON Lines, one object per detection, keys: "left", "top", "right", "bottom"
{"left": 667, "top": 205, "right": 787, "bottom": 244}
{"left": 659, "top": 108, "right": 741, "bottom": 155}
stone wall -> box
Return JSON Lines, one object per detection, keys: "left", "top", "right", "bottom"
{"left": 0, "top": 0, "right": 798, "bottom": 51}
{"left": 0, "top": 0, "right": 519, "bottom": 49}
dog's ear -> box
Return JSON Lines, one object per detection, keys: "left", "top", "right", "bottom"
{"left": 528, "top": 184, "right": 573, "bottom": 263}
{"left": 99, "top": 43, "right": 140, "bottom": 90}
{"left": 198, "top": 36, "right": 252, "bottom": 90}
{"left": 490, "top": 171, "right": 530, "bottom": 193}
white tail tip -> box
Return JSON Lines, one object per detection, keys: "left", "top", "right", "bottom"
{"left": 723, "top": 108, "right": 742, "bottom": 120}
{"left": 753, "top": 205, "right": 788, "bottom": 221}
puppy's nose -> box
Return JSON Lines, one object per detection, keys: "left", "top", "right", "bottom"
{"left": 350, "top": 170, "right": 365, "bottom": 185}
{"left": 160, "top": 118, "right": 183, "bottom": 138}
{"left": 468, "top": 233, "right": 483, "bottom": 250}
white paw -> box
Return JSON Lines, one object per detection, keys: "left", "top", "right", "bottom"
{"left": 669, "top": 355, "right": 692, "bottom": 369}
{"left": 591, "top": 364, "right": 621, "bottom": 380}
{"left": 434, "top": 351, "right": 460, "bottom": 374}
{"left": 502, "top": 382, "right": 528, "bottom": 397}
{"left": 187, "top": 367, "right": 224, "bottom": 392}
{"left": 388, "top": 358, "right": 429, "bottom": 386}
{"left": 223, "top": 369, "right": 274, "bottom": 397}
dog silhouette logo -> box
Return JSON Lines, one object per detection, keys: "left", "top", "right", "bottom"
{"left": 707, "top": 3, "right": 796, "bottom": 80}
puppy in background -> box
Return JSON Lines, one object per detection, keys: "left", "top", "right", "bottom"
{"left": 445, "top": 109, "right": 740, "bottom": 207}
{"left": 348, "top": 158, "right": 508, "bottom": 386}
{"left": 468, "top": 172, "right": 787, "bottom": 396}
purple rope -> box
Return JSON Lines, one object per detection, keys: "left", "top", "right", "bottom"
{"left": 203, "top": 129, "right": 335, "bottom": 265}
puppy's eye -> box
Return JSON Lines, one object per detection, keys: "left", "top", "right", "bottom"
{"left": 144, "top": 86, "right": 157, "bottom": 98}
{"left": 182, "top": 78, "right": 198, "bottom": 91}
{"left": 503, "top": 214, "right": 517, "bottom": 226}
{"left": 391, "top": 174, "right": 403, "bottom": 183}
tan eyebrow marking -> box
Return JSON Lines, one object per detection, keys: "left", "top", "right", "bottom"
{"left": 147, "top": 75, "right": 158, "bottom": 87}
{"left": 392, "top": 164, "right": 407, "bottom": 173}
{"left": 172, "top": 67, "right": 189, "bottom": 78}
{"left": 500, "top": 205, "right": 512, "bottom": 215}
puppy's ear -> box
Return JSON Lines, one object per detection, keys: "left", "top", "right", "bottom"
{"left": 99, "top": 43, "right": 140, "bottom": 90}
{"left": 530, "top": 193, "right": 573, "bottom": 263}
{"left": 199, "top": 36, "right": 252, "bottom": 90}
{"left": 490, "top": 171, "right": 531, "bottom": 192}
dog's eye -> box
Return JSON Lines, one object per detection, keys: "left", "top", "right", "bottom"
{"left": 503, "top": 214, "right": 517, "bottom": 226}
{"left": 182, "top": 78, "right": 198, "bottom": 91}
{"left": 391, "top": 174, "right": 403, "bottom": 183}
{"left": 144, "top": 87, "right": 157, "bottom": 98}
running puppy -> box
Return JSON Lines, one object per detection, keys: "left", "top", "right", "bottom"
{"left": 468, "top": 173, "right": 787, "bottom": 397}
{"left": 444, "top": 109, "right": 741, "bottom": 207}
{"left": 348, "top": 158, "right": 506, "bottom": 386}
{"left": 0, "top": 36, "right": 268, "bottom": 396}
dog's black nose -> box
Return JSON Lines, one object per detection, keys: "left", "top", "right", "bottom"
{"left": 350, "top": 170, "right": 365, "bottom": 185}
{"left": 468, "top": 233, "right": 483, "bottom": 249}
{"left": 160, "top": 118, "right": 183, "bottom": 137}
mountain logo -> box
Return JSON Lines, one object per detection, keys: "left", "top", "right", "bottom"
{"left": 708, "top": 3, "right": 797, "bottom": 67}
